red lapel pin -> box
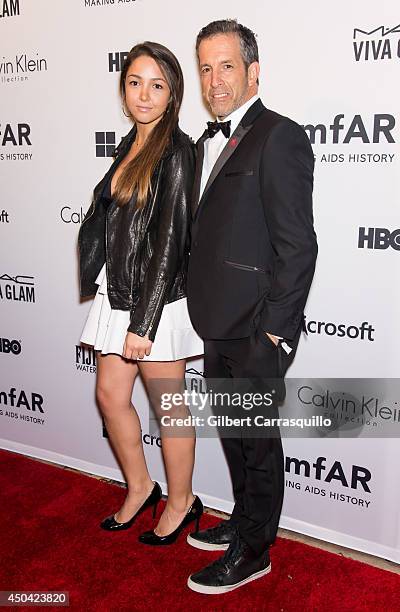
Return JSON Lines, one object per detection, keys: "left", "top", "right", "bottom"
{"left": 229, "top": 137, "right": 238, "bottom": 148}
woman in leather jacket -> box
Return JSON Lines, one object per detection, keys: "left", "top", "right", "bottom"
{"left": 78, "top": 42, "right": 203, "bottom": 545}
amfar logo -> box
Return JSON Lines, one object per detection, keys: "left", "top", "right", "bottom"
{"left": 0, "top": 387, "right": 44, "bottom": 412}
{"left": 0, "top": 122, "right": 32, "bottom": 161}
{"left": 0, "top": 273, "right": 35, "bottom": 302}
{"left": 76, "top": 345, "right": 96, "bottom": 373}
{"left": 108, "top": 51, "right": 128, "bottom": 72}
{"left": 0, "top": 53, "right": 48, "bottom": 85}
{"left": 60, "top": 206, "right": 85, "bottom": 224}
{"left": 285, "top": 456, "right": 371, "bottom": 492}
{"left": 303, "top": 114, "right": 397, "bottom": 165}
{"left": 0, "top": 122, "right": 31, "bottom": 146}
{"left": 0, "top": 338, "right": 21, "bottom": 355}
{"left": 0, "top": 0, "right": 20, "bottom": 18}
{"left": 0, "top": 210, "right": 9, "bottom": 223}
{"left": 358, "top": 227, "right": 400, "bottom": 250}
{"left": 303, "top": 316, "right": 375, "bottom": 341}
{"left": 302, "top": 114, "right": 395, "bottom": 145}
{"left": 353, "top": 24, "right": 400, "bottom": 62}
{"left": 95, "top": 131, "right": 115, "bottom": 157}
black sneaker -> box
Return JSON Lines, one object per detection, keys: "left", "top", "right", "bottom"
{"left": 187, "top": 519, "right": 237, "bottom": 551}
{"left": 187, "top": 535, "right": 271, "bottom": 595}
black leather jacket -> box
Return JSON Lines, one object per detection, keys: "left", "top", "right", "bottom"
{"left": 78, "top": 125, "right": 195, "bottom": 341}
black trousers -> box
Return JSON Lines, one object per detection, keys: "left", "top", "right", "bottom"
{"left": 204, "top": 327, "right": 300, "bottom": 556}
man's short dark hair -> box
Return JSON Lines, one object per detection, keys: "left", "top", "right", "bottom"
{"left": 196, "top": 19, "right": 259, "bottom": 68}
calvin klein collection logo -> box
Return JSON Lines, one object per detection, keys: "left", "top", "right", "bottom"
{"left": 298, "top": 384, "right": 400, "bottom": 428}
{"left": 60, "top": 206, "right": 85, "bottom": 224}
{"left": 303, "top": 317, "right": 375, "bottom": 341}
{"left": 353, "top": 24, "right": 400, "bottom": 62}
{"left": 95, "top": 131, "right": 115, "bottom": 157}
{"left": 358, "top": 227, "right": 400, "bottom": 250}
{"left": 0, "top": 53, "right": 47, "bottom": 85}
{"left": 302, "top": 114, "right": 397, "bottom": 164}
{"left": 0, "top": 274, "right": 35, "bottom": 302}
{"left": 0, "top": 0, "right": 20, "bottom": 18}
{"left": 0, "top": 210, "right": 9, "bottom": 223}
{"left": 0, "top": 338, "right": 21, "bottom": 355}
{"left": 108, "top": 51, "right": 128, "bottom": 72}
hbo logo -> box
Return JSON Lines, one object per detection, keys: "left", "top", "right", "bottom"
{"left": 358, "top": 227, "right": 400, "bottom": 250}
{"left": 0, "top": 338, "right": 22, "bottom": 355}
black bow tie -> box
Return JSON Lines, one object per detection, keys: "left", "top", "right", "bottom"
{"left": 207, "top": 120, "right": 231, "bottom": 139}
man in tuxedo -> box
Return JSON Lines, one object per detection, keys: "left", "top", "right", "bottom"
{"left": 186, "top": 19, "right": 318, "bottom": 594}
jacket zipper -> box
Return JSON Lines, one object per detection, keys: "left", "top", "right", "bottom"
{"left": 224, "top": 260, "right": 266, "bottom": 273}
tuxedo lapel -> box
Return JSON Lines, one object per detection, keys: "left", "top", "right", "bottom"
{"left": 201, "top": 123, "right": 252, "bottom": 198}
{"left": 193, "top": 99, "right": 266, "bottom": 219}
{"left": 191, "top": 130, "right": 208, "bottom": 216}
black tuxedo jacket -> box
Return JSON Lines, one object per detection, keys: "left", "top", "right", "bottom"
{"left": 187, "top": 99, "right": 318, "bottom": 342}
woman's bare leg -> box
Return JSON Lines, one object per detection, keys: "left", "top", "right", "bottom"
{"left": 96, "top": 353, "right": 154, "bottom": 522}
{"left": 138, "top": 359, "right": 196, "bottom": 536}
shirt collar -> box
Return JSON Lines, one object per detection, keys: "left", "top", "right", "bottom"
{"left": 217, "top": 94, "right": 259, "bottom": 135}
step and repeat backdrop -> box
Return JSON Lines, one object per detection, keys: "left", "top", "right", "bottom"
{"left": 1, "top": 0, "right": 399, "bottom": 563}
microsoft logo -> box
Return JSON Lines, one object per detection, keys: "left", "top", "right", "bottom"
{"left": 95, "top": 131, "right": 115, "bottom": 157}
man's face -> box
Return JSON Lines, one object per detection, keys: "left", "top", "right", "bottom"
{"left": 198, "top": 33, "right": 258, "bottom": 118}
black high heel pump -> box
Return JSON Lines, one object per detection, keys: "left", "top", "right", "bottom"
{"left": 138, "top": 495, "right": 203, "bottom": 545}
{"left": 100, "top": 482, "right": 162, "bottom": 531}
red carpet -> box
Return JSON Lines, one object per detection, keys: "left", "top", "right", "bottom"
{"left": 0, "top": 449, "right": 398, "bottom": 611}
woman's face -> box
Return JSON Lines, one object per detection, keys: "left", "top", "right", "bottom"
{"left": 124, "top": 55, "right": 171, "bottom": 127}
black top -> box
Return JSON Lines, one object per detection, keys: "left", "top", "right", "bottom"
{"left": 101, "top": 167, "right": 113, "bottom": 203}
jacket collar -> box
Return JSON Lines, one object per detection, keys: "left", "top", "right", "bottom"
{"left": 240, "top": 97, "right": 265, "bottom": 128}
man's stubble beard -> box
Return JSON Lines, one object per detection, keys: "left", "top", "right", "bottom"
{"left": 209, "top": 85, "right": 250, "bottom": 119}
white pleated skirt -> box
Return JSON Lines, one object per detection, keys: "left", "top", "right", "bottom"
{"left": 80, "top": 264, "right": 204, "bottom": 361}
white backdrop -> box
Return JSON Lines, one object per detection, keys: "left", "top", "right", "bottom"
{"left": 1, "top": 0, "right": 399, "bottom": 563}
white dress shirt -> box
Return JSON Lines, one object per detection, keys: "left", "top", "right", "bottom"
{"left": 199, "top": 95, "right": 259, "bottom": 200}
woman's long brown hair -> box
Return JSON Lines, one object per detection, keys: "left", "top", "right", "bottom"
{"left": 114, "top": 42, "right": 184, "bottom": 208}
